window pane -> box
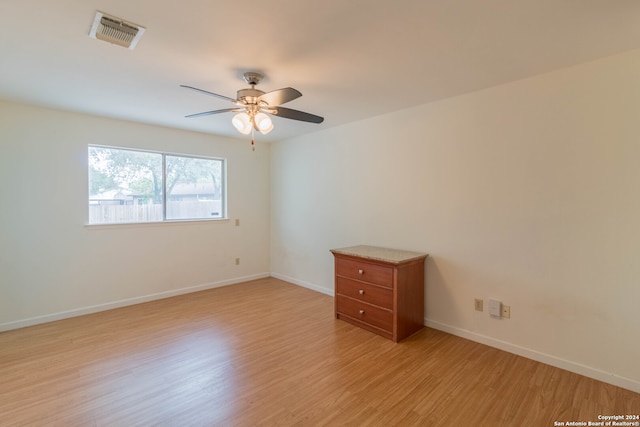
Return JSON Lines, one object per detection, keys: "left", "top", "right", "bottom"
{"left": 88, "top": 147, "right": 163, "bottom": 224}
{"left": 166, "top": 155, "right": 224, "bottom": 220}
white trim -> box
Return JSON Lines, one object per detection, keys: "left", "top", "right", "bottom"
{"left": 425, "top": 318, "right": 640, "bottom": 394}
{"left": 0, "top": 273, "right": 269, "bottom": 333}
{"left": 270, "top": 273, "right": 334, "bottom": 296}
{"left": 84, "top": 218, "right": 230, "bottom": 228}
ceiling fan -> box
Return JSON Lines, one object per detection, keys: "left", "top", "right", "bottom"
{"left": 181, "top": 72, "right": 324, "bottom": 138}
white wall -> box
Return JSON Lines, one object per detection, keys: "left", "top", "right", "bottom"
{"left": 270, "top": 49, "right": 640, "bottom": 391}
{"left": 0, "top": 101, "right": 271, "bottom": 330}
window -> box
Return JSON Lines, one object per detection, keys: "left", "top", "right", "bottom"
{"left": 88, "top": 146, "right": 226, "bottom": 224}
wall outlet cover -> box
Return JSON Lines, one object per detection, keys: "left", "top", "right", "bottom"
{"left": 488, "top": 299, "right": 502, "bottom": 318}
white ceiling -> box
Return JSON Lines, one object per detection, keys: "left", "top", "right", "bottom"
{"left": 2, "top": 0, "right": 640, "bottom": 142}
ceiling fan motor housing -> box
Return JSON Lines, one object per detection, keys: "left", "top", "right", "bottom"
{"left": 237, "top": 88, "right": 266, "bottom": 106}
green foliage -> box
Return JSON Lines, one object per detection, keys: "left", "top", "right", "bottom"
{"left": 88, "top": 168, "right": 118, "bottom": 196}
{"left": 88, "top": 147, "right": 223, "bottom": 203}
{"left": 89, "top": 146, "right": 162, "bottom": 202}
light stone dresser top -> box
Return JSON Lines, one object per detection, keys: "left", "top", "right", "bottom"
{"left": 330, "top": 245, "right": 428, "bottom": 264}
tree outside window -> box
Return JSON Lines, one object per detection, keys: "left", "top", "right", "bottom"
{"left": 88, "top": 146, "right": 226, "bottom": 224}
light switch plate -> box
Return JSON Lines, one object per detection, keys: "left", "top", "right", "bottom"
{"left": 488, "top": 299, "right": 502, "bottom": 318}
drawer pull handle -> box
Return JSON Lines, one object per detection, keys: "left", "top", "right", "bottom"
{"left": 358, "top": 289, "right": 365, "bottom": 295}
{"left": 358, "top": 269, "right": 364, "bottom": 275}
{"left": 359, "top": 309, "right": 365, "bottom": 315}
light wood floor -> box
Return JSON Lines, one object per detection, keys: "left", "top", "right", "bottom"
{"left": 1, "top": 277, "right": 638, "bottom": 426}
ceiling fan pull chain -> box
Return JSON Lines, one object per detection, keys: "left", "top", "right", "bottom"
{"left": 251, "top": 127, "right": 255, "bottom": 151}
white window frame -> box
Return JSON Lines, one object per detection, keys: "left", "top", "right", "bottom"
{"left": 88, "top": 145, "right": 227, "bottom": 225}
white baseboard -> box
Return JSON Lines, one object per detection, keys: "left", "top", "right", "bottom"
{"left": 425, "top": 318, "right": 640, "bottom": 394}
{"left": 0, "top": 273, "right": 270, "bottom": 333}
{"left": 270, "top": 272, "right": 334, "bottom": 296}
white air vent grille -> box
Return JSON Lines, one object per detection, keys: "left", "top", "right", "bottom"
{"left": 89, "top": 11, "right": 145, "bottom": 50}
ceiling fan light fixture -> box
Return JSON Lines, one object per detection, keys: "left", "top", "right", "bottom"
{"left": 254, "top": 112, "right": 274, "bottom": 135}
{"left": 232, "top": 112, "right": 252, "bottom": 134}
{"left": 182, "top": 71, "right": 324, "bottom": 144}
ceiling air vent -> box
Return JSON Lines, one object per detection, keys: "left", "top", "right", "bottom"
{"left": 89, "top": 11, "right": 145, "bottom": 50}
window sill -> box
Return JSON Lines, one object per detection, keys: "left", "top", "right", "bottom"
{"left": 84, "top": 218, "right": 230, "bottom": 229}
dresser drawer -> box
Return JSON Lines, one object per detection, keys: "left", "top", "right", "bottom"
{"left": 336, "top": 295, "right": 393, "bottom": 332}
{"left": 335, "top": 257, "right": 393, "bottom": 288}
{"left": 336, "top": 277, "right": 393, "bottom": 310}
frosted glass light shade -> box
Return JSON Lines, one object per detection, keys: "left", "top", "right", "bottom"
{"left": 232, "top": 113, "right": 252, "bottom": 134}
{"left": 254, "top": 112, "right": 274, "bottom": 135}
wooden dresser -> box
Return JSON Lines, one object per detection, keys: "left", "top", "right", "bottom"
{"left": 331, "top": 245, "right": 428, "bottom": 342}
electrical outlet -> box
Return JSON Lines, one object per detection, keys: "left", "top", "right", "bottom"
{"left": 502, "top": 305, "right": 510, "bottom": 319}
{"left": 474, "top": 298, "right": 483, "bottom": 312}
{"left": 235, "top": 258, "right": 240, "bottom": 265}
{"left": 235, "top": 219, "right": 240, "bottom": 226}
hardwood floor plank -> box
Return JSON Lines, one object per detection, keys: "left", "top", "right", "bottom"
{"left": 1, "top": 277, "right": 638, "bottom": 426}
